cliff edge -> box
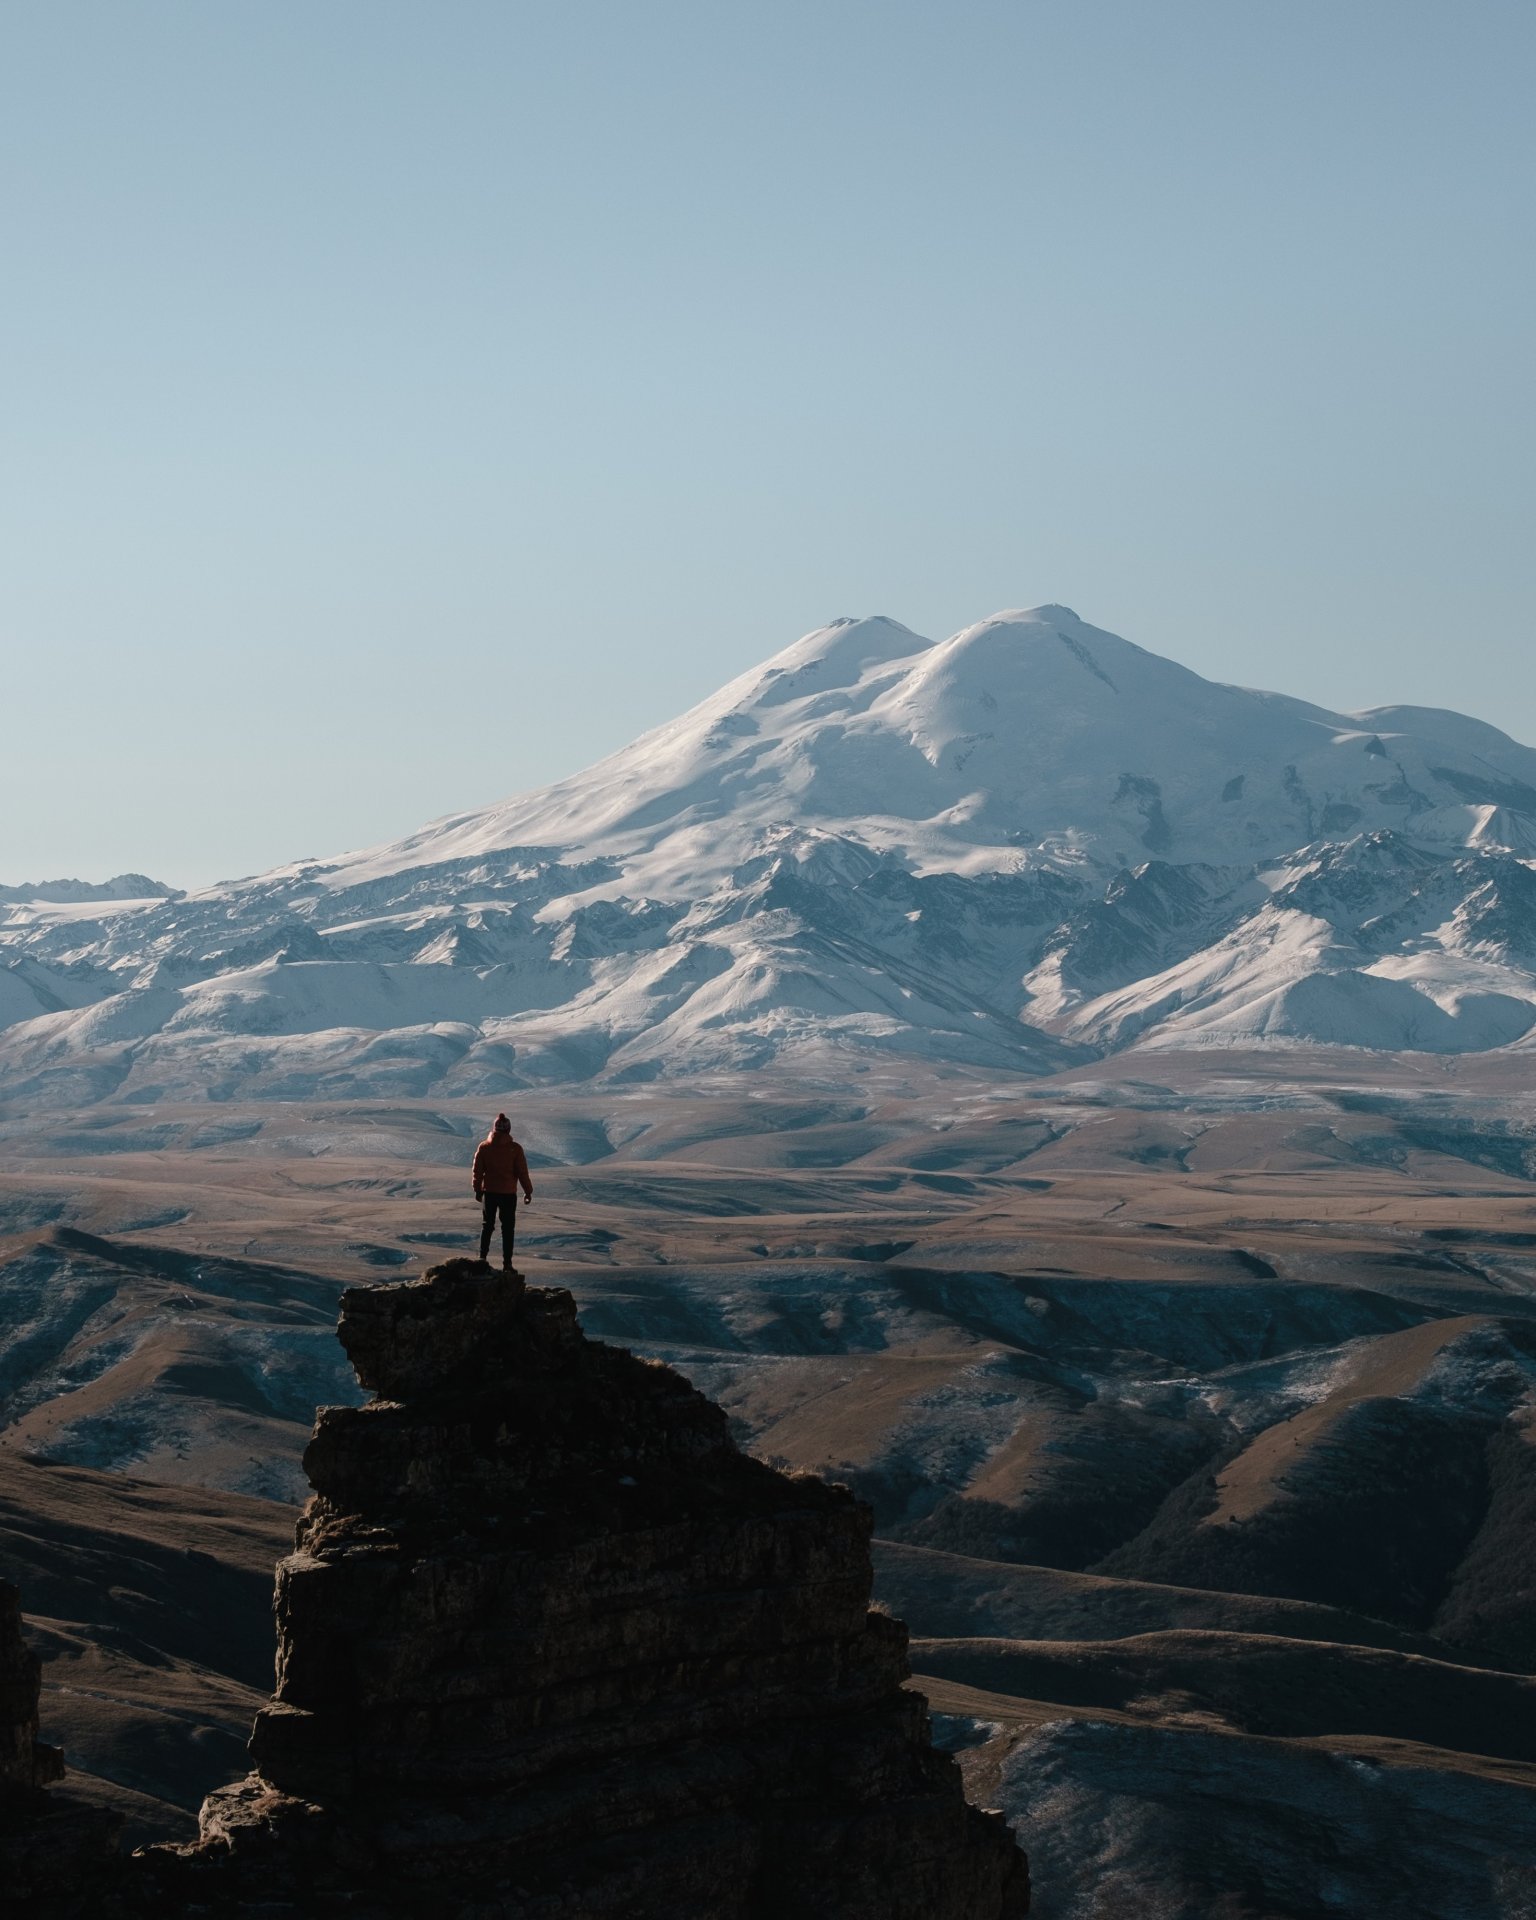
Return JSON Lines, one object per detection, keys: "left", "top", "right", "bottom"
{"left": 133, "top": 1260, "right": 1028, "bottom": 1916}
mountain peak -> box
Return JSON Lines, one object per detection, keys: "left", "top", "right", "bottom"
{"left": 744, "top": 614, "right": 928, "bottom": 710}
{"left": 992, "top": 603, "right": 1083, "bottom": 626}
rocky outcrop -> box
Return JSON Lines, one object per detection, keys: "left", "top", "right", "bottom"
{"left": 0, "top": 1581, "right": 61, "bottom": 1794}
{"left": 1, "top": 1579, "right": 120, "bottom": 1911}
{"left": 145, "top": 1261, "right": 1028, "bottom": 1916}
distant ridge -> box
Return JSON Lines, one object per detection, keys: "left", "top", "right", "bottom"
{"left": 0, "top": 873, "right": 179, "bottom": 904}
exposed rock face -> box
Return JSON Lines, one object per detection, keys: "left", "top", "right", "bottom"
{"left": 0, "top": 1580, "right": 61, "bottom": 1793}
{"left": 1, "top": 1579, "right": 121, "bottom": 1910}
{"left": 162, "top": 1262, "right": 1028, "bottom": 1915}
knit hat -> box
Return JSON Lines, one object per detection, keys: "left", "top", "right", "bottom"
{"left": 493, "top": 1113, "right": 511, "bottom": 1134}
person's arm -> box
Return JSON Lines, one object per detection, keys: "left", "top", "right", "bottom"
{"left": 518, "top": 1144, "right": 533, "bottom": 1203}
{"left": 472, "top": 1143, "right": 486, "bottom": 1199}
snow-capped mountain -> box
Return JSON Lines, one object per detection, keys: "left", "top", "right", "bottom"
{"left": 0, "top": 873, "right": 178, "bottom": 905}
{"left": 5, "top": 605, "right": 1536, "bottom": 1102}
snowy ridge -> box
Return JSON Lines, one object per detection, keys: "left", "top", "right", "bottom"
{"left": 5, "top": 605, "right": 1536, "bottom": 1101}
{"left": 0, "top": 873, "right": 178, "bottom": 905}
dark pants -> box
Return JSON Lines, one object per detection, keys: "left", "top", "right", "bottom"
{"left": 480, "top": 1191, "right": 519, "bottom": 1264}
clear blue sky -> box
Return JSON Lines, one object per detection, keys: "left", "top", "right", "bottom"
{"left": 4, "top": 2, "right": 1533, "bottom": 886}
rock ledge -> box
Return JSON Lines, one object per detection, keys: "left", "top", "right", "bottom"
{"left": 138, "top": 1261, "right": 1029, "bottom": 1917}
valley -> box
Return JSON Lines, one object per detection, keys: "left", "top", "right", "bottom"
{"left": 4, "top": 1053, "right": 1535, "bottom": 1913}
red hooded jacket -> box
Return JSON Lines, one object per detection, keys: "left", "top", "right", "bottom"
{"left": 473, "top": 1129, "right": 532, "bottom": 1200}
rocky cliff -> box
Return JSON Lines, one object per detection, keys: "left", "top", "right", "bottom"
{"left": 124, "top": 1260, "right": 1026, "bottom": 1916}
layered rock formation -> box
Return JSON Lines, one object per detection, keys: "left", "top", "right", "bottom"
{"left": 1, "top": 1579, "right": 120, "bottom": 1910}
{"left": 149, "top": 1261, "right": 1028, "bottom": 1916}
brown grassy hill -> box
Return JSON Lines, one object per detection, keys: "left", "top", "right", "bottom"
{"left": 1094, "top": 1318, "right": 1536, "bottom": 1657}
{"left": 0, "top": 1449, "right": 291, "bottom": 1840}
{"left": 911, "top": 1628, "right": 1536, "bottom": 1763}
{"left": 0, "top": 1227, "right": 357, "bottom": 1499}
{"left": 873, "top": 1541, "right": 1444, "bottom": 1656}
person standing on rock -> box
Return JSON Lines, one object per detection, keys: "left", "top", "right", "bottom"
{"left": 472, "top": 1113, "right": 533, "bottom": 1274}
